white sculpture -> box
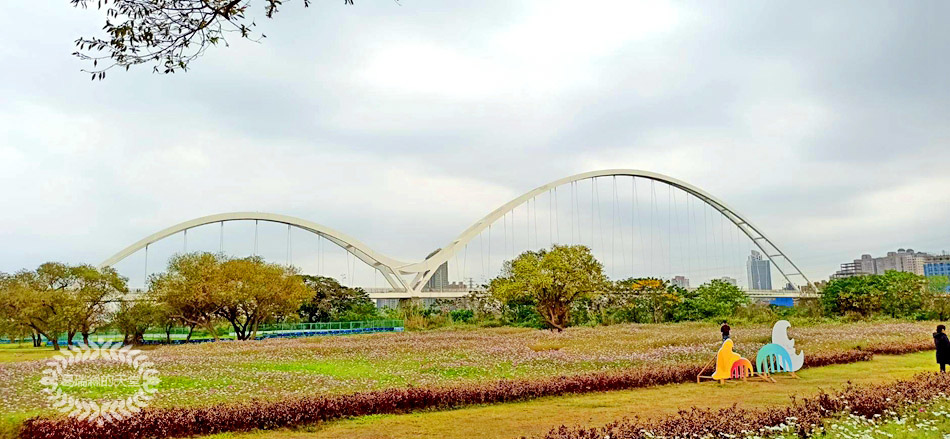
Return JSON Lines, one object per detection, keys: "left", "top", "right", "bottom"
{"left": 771, "top": 320, "right": 804, "bottom": 371}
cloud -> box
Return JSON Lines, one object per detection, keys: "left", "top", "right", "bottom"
{"left": 0, "top": 0, "right": 948, "bottom": 286}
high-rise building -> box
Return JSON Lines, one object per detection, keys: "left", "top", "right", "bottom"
{"left": 834, "top": 249, "right": 934, "bottom": 278}
{"left": 671, "top": 276, "right": 690, "bottom": 289}
{"left": 719, "top": 276, "right": 737, "bottom": 286}
{"left": 423, "top": 261, "right": 449, "bottom": 292}
{"left": 747, "top": 250, "right": 772, "bottom": 290}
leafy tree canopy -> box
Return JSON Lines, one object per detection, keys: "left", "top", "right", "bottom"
{"left": 490, "top": 245, "right": 608, "bottom": 331}
{"left": 298, "top": 275, "right": 379, "bottom": 322}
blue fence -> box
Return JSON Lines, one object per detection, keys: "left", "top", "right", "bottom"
{"left": 2, "top": 320, "right": 404, "bottom": 346}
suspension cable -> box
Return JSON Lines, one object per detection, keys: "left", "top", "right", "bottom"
{"left": 667, "top": 183, "right": 672, "bottom": 278}
{"left": 488, "top": 224, "right": 492, "bottom": 278}
{"left": 570, "top": 181, "right": 575, "bottom": 245}
{"left": 143, "top": 244, "right": 149, "bottom": 288}
{"left": 286, "top": 224, "right": 292, "bottom": 266}
{"left": 609, "top": 176, "right": 615, "bottom": 277}
{"left": 614, "top": 176, "right": 626, "bottom": 276}
{"left": 595, "top": 179, "right": 604, "bottom": 256}
{"left": 554, "top": 186, "right": 560, "bottom": 244}
{"left": 590, "top": 178, "right": 595, "bottom": 253}
{"left": 650, "top": 180, "right": 656, "bottom": 275}
{"left": 503, "top": 211, "right": 508, "bottom": 263}
{"left": 533, "top": 196, "right": 539, "bottom": 250}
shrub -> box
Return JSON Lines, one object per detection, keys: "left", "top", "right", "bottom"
{"left": 536, "top": 372, "right": 950, "bottom": 439}
{"left": 449, "top": 309, "right": 474, "bottom": 323}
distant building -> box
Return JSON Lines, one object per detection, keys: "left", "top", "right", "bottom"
{"left": 423, "top": 261, "right": 449, "bottom": 292}
{"left": 835, "top": 249, "right": 934, "bottom": 278}
{"left": 925, "top": 255, "right": 950, "bottom": 277}
{"left": 671, "top": 276, "right": 690, "bottom": 289}
{"left": 719, "top": 276, "right": 737, "bottom": 286}
{"left": 747, "top": 250, "right": 772, "bottom": 290}
{"left": 832, "top": 261, "right": 868, "bottom": 279}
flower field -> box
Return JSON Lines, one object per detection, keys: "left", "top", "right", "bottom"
{"left": 0, "top": 320, "right": 940, "bottom": 439}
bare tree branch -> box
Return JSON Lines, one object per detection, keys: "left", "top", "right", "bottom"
{"left": 70, "top": 0, "right": 354, "bottom": 80}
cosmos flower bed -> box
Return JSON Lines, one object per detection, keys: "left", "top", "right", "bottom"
{"left": 535, "top": 372, "right": 950, "bottom": 439}
{"left": 12, "top": 349, "right": 902, "bottom": 439}
{"left": 3, "top": 321, "right": 939, "bottom": 439}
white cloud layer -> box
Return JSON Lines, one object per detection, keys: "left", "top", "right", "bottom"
{"left": 0, "top": 0, "right": 948, "bottom": 286}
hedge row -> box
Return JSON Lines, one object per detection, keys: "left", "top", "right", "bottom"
{"left": 537, "top": 371, "right": 950, "bottom": 439}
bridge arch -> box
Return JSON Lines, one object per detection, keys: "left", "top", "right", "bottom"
{"left": 98, "top": 212, "right": 413, "bottom": 291}
{"left": 101, "top": 170, "right": 812, "bottom": 295}
{"left": 407, "top": 169, "right": 812, "bottom": 292}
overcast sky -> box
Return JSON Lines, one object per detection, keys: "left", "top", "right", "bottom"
{"left": 1, "top": 1, "right": 948, "bottom": 286}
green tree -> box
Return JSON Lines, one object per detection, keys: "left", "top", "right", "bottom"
{"left": 65, "top": 265, "right": 128, "bottom": 345}
{"left": 820, "top": 275, "right": 883, "bottom": 317}
{"left": 614, "top": 278, "right": 681, "bottom": 324}
{"left": 71, "top": 0, "right": 355, "bottom": 79}
{"left": 927, "top": 276, "right": 950, "bottom": 320}
{"left": 150, "top": 252, "right": 228, "bottom": 340}
{"left": 298, "top": 275, "right": 379, "bottom": 322}
{"left": 217, "top": 257, "right": 310, "bottom": 340}
{"left": 675, "top": 279, "right": 750, "bottom": 321}
{"left": 112, "top": 299, "right": 158, "bottom": 345}
{"left": 0, "top": 265, "right": 75, "bottom": 350}
{"left": 489, "top": 245, "right": 607, "bottom": 331}
{"left": 879, "top": 271, "right": 929, "bottom": 318}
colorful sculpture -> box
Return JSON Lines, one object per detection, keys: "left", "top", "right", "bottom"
{"left": 730, "top": 358, "right": 753, "bottom": 379}
{"left": 771, "top": 320, "right": 804, "bottom": 371}
{"left": 756, "top": 343, "right": 793, "bottom": 374}
{"left": 699, "top": 321, "right": 807, "bottom": 385}
{"left": 711, "top": 339, "right": 743, "bottom": 380}
{"left": 699, "top": 339, "right": 758, "bottom": 384}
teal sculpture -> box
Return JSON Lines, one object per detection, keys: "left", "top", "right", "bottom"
{"left": 756, "top": 343, "right": 794, "bottom": 375}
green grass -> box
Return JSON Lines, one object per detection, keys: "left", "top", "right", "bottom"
{"left": 0, "top": 343, "right": 57, "bottom": 363}
{"left": 204, "top": 352, "right": 940, "bottom": 439}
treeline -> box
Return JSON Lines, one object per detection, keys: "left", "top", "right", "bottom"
{"left": 474, "top": 245, "right": 751, "bottom": 330}
{"left": 5, "top": 247, "right": 948, "bottom": 345}
{"left": 0, "top": 253, "right": 382, "bottom": 349}
{"left": 407, "top": 245, "right": 950, "bottom": 331}
{"left": 820, "top": 271, "right": 950, "bottom": 320}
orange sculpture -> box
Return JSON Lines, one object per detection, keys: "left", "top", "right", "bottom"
{"left": 698, "top": 339, "right": 760, "bottom": 384}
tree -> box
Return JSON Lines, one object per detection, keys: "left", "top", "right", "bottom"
{"left": 150, "top": 252, "right": 228, "bottom": 340}
{"left": 927, "top": 276, "right": 950, "bottom": 320}
{"left": 71, "top": 0, "right": 355, "bottom": 79}
{"left": 66, "top": 265, "right": 128, "bottom": 345}
{"left": 0, "top": 266, "right": 74, "bottom": 350}
{"left": 217, "top": 257, "right": 310, "bottom": 340}
{"left": 675, "top": 279, "right": 749, "bottom": 321}
{"left": 298, "top": 275, "right": 378, "bottom": 322}
{"left": 821, "top": 275, "right": 883, "bottom": 317}
{"left": 489, "top": 245, "right": 607, "bottom": 331}
{"left": 112, "top": 299, "right": 158, "bottom": 345}
{"left": 879, "top": 271, "right": 929, "bottom": 318}
{"left": 616, "top": 278, "right": 682, "bottom": 324}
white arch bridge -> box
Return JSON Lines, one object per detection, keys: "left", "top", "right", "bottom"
{"left": 100, "top": 169, "right": 813, "bottom": 298}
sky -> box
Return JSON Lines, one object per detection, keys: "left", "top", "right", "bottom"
{"left": 1, "top": 1, "right": 948, "bottom": 288}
